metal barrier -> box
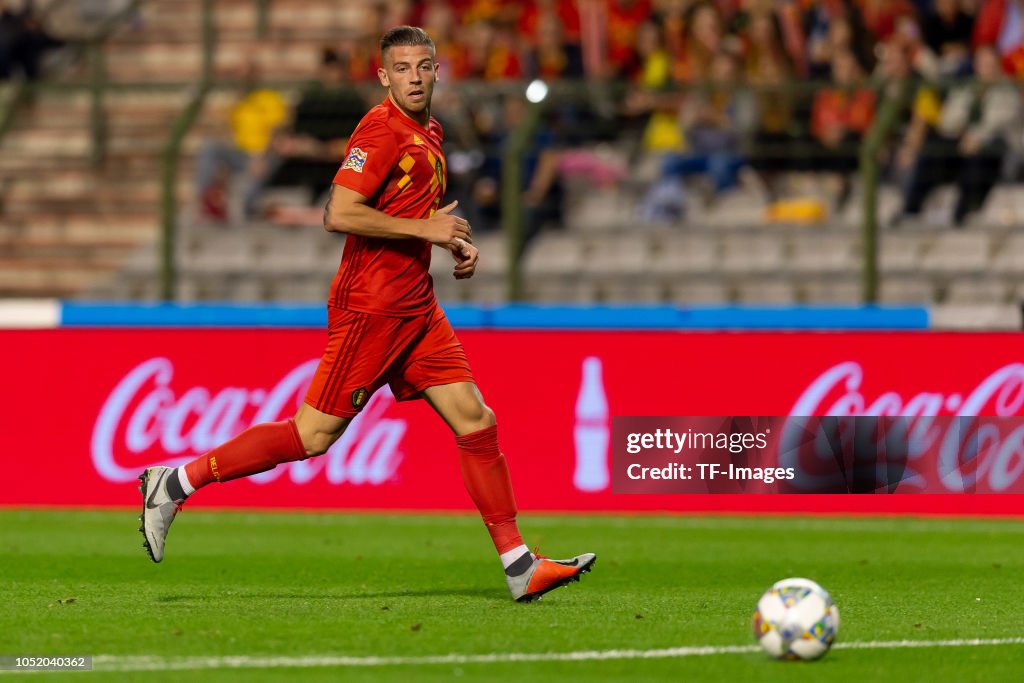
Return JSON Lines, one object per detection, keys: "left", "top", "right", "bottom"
{"left": 159, "top": 0, "right": 215, "bottom": 300}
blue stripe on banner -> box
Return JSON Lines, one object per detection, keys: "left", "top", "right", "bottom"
{"left": 58, "top": 302, "right": 930, "bottom": 330}
{"left": 491, "top": 304, "right": 929, "bottom": 330}
{"left": 60, "top": 302, "right": 327, "bottom": 327}
{"left": 678, "top": 305, "right": 930, "bottom": 330}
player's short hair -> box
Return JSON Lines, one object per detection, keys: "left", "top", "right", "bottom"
{"left": 380, "top": 26, "right": 435, "bottom": 61}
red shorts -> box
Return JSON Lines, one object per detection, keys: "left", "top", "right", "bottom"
{"left": 304, "top": 303, "right": 474, "bottom": 418}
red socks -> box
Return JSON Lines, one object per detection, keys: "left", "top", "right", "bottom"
{"left": 180, "top": 420, "right": 524, "bottom": 557}
{"left": 183, "top": 419, "right": 307, "bottom": 489}
{"left": 456, "top": 424, "right": 524, "bottom": 554}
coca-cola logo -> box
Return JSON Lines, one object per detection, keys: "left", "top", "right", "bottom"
{"left": 782, "top": 362, "right": 1024, "bottom": 492}
{"left": 790, "top": 361, "right": 1024, "bottom": 417}
{"left": 91, "top": 358, "right": 406, "bottom": 485}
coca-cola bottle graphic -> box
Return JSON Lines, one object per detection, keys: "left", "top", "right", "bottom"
{"left": 574, "top": 356, "right": 610, "bottom": 492}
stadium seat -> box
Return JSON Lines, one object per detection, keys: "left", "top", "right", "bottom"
{"left": 596, "top": 277, "right": 666, "bottom": 303}
{"left": 734, "top": 277, "right": 797, "bottom": 304}
{"left": 932, "top": 304, "right": 1022, "bottom": 330}
{"left": 668, "top": 277, "right": 730, "bottom": 304}
{"left": 789, "top": 233, "right": 860, "bottom": 275}
{"left": 720, "top": 233, "right": 785, "bottom": 274}
{"left": 879, "top": 276, "right": 934, "bottom": 303}
{"left": 521, "top": 234, "right": 584, "bottom": 278}
{"left": 582, "top": 235, "right": 651, "bottom": 277}
{"left": 990, "top": 233, "right": 1024, "bottom": 274}
{"left": 179, "top": 230, "right": 261, "bottom": 276}
{"left": 920, "top": 233, "right": 991, "bottom": 274}
{"left": 462, "top": 276, "right": 508, "bottom": 304}
{"left": 648, "top": 234, "right": 717, "bottom": 275}
{"left": 801, "top": 277, "right": 864, "bottom": 304}
{"left": 524, "top": 277, "right": 598, "bottom": 303}
{"left": 879, "top": 233, "right": 927, "bottom": 273}
{"left": 946, "top": 277, "right": 1011, "bottom": 304}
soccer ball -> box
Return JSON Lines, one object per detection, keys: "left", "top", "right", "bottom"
{"left": 752, "top": 577, "right": 839, "bottom": 660}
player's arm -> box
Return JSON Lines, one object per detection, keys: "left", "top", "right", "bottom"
{"left": 323, "top": 184, "right": 472, "bottom": 246}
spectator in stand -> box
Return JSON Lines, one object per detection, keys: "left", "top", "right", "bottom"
{"left": 637, "top": 49, "right": 756, "bottom": 221}
{"left": 459, "top": 0, "right": 519, "bottom": 25}
{"left": 744, "top": 9, "right": 797, "bottom": 197}
{"left": 740, "top": 10, "right": 790, "bottom": 74}
{"left": 524, "top": 13, "right": 584, "bottom": 80}
{"left": 0, "top": 0, "right": 63, "bottom": 81}
{"left": 973, "top": 0, "right": 1024, "bottom": 76}
{"left": 421, "top": 0, "right": 472, "bottom": 80}
{"left": 461, "top": 19, "right": 491, "bottom": 79}
{"left": 606, "top": 0, "right": 654, "bottom": 77}
{"left": 378, "top": 0, "right": 416, "bottom": 31}
{"left": 922, "top": 0, "right": 975, "bottom": 77}
{"left": 858, "top": 0, "right": 917, "bottom": 42}
{"left": 672, "top": 1, "right": 726, "bottom": 83}
{"left": 807, "top": 47, "right": 875, "bottom": 207}
{"left": 620, "top": 19, "right": 678, "bottom": 148}
{"left": 628, "top": 18, "right": 671, "bottom": 87}
{"left": 888, "top": 12, "right": 939, "bottom": 78}
{"left": 518, "top": 0, "right": 581, "bottom": 45}
{"left": 337, "top": 33, "right": 379, "bottom": 82}
{"left": 264, "top": 48, "right": 369, "bottom": 218}
{"left": 731, "top": 0, "right": 807, "bottom": 77}
{"left": 879, "top": 37, "right": 945, "bottom": 191}
{"left": 658, "top": 0, "right": 689, "bottom": 66}
{"left": 803, "top": 0, "right": 872, "bottom": 80}
{"left": 194, "top": 60, "right": 288, "bottom": 222}
{"left": 471, "top": 93, "right": 563, "bottom": 247}
{"left": 483, "top": 20, "right": 524, "bottom": 79}
{"left": 895, "top": 44, "right": 1021, "bottom": 226}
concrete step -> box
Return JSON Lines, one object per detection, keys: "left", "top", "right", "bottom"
{"left": 0, "top": 258, "right": 121, "bottom": 296}
{"left": 2, "top": 212, "right": 157, "bottom": 242}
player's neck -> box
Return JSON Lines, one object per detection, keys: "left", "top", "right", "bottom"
{"left": 387, "top": 93, "right": 430, "bottom": 129}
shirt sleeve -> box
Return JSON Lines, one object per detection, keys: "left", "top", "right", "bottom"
{"left": 333, "top": 120, "right": 400, "bottom": 198}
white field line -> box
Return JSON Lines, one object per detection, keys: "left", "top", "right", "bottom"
{"left": 2, "top": 637, "right": 1017, "bottom": 673}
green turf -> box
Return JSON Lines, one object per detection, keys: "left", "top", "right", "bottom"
{"left": 2, "top": 509, "right": 1023, "bottom": 682}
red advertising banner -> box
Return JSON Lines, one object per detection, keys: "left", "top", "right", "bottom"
{"left": 3, "top": 330, "right": 1024, "bottom": 515}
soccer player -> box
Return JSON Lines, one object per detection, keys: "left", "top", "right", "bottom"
{"left": 139, "top": 26, "right": 595, "bottom": 602}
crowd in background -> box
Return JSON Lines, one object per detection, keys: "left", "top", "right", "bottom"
{"left": 0, "top": 0, "right": 63, "bottom": 80}
{"left": 192, "top": 0, "right": 1024, "bottom": 231}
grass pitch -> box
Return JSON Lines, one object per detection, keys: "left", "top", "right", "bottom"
{"left": 2, "top": 509, "right": 1023, "bottom": 681}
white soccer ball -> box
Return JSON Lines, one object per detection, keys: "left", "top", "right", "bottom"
{"left": 752, "top": 577, "right": 840, "bottom": 660}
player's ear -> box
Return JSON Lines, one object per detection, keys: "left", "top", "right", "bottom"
{"left": 433, "top": 61, "right": 440, "bottom": 83}
{"left": 377, "top": 67, "right": 389, "bottom": 88}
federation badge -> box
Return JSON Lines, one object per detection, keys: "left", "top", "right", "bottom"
{"left": 351, "top": 387, "right": 370, "bottom": 409}
{"left": 341, "top": 147, "right": 368, "bottom": 173}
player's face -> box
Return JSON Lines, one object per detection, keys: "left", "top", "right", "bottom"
{"left": 378, "top": 45, "right": 439, "bottom": 120}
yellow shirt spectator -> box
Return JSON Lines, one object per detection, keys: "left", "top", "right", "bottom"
{"left": 230, "top": 89, "right": 288, "bottom": 154}
{"left": 913, "top": 88, "right": 941, "bottom": 127}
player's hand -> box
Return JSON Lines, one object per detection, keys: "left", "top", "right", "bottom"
{"left": 450, "top": 238, "right": 478, "bottom": 280}
{"left": 423, "top": 200, "right": 472, "bottom": 247}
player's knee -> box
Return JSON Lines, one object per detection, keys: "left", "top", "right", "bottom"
{"left": 294, "top": 408, "right": 350, "bottom": 458}
{"left": 301, "top": 431, "right": 336, "bottom": 458}
{"left": 297, "top": 426, "right": 345, "bottom": 458}
{"left": 464, "top": 403, "right": 496, "bottom": 433}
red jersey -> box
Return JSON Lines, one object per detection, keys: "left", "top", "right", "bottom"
{"left": 330, "top": 96, "right": 447, "bottom": 316}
